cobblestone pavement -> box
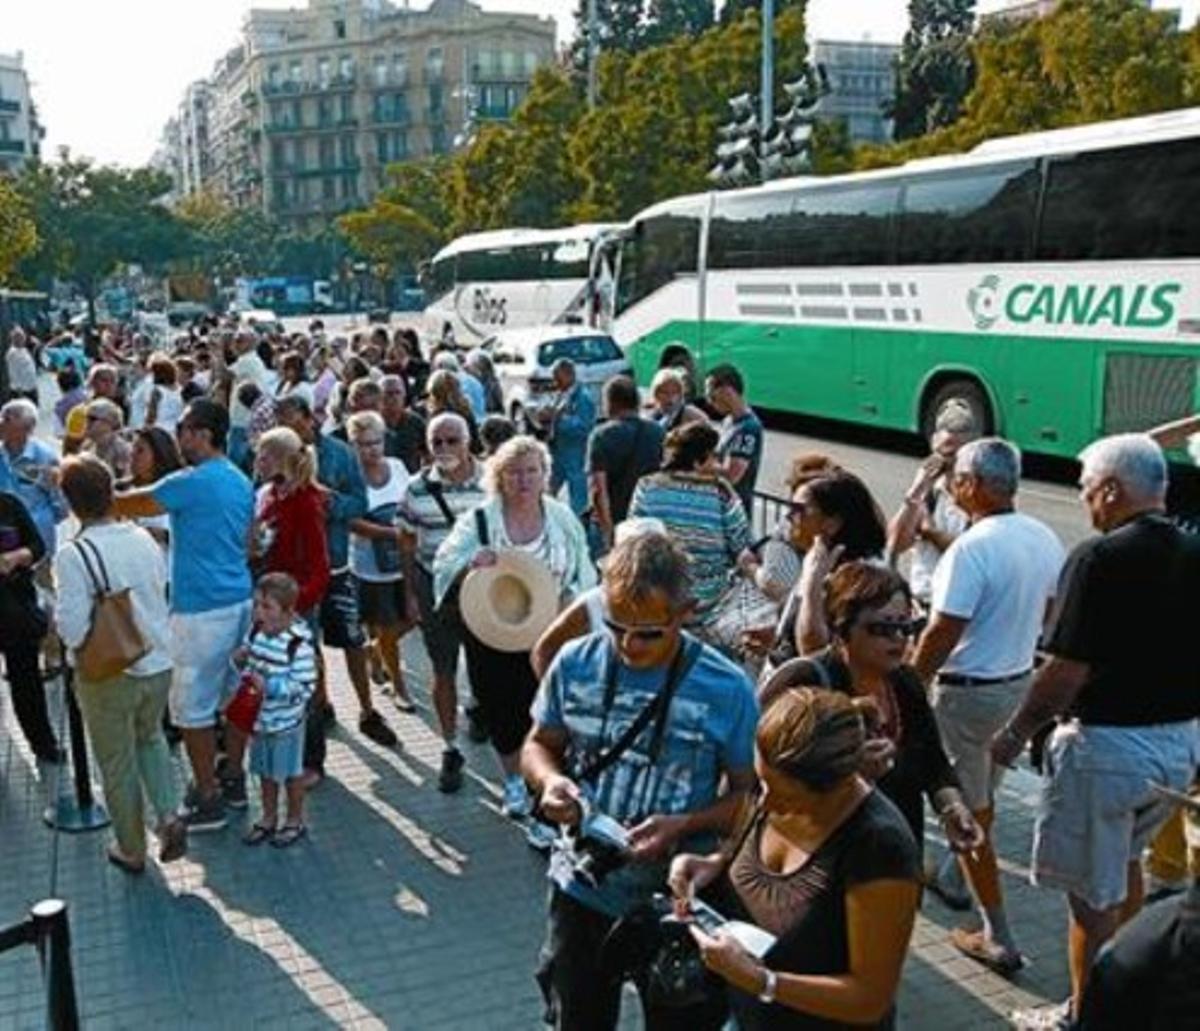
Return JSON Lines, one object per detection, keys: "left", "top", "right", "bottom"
{"left": 1, "top": 638, "right": 1069, "bottom": 1030}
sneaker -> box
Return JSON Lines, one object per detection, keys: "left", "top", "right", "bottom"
{"left": 465, "top": 704, "right": 489, "bottom": 744}
{"left": 501, "top": 776, "right": 532, "bottom": 819}
{"left": 181, "top": 792, "right": 227, "bottom": 833}
{"left": 1011, "top": 999, "right": 1071, "bottom": 1031}
{"left": 220, "top": 770, "right": 248, "bottom": 810}
{"left": 359, "top": 710, "right": 398, "bottom": 748}
{"left": 524, "top": 819, "right": 558, "bottom": 853}
{"left": 438, "top": 748, "right": 465, "bottom": 794}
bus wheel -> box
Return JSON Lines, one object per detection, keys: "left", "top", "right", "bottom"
{"left": 921, "top": 378, "right": 993, "bottom": 440}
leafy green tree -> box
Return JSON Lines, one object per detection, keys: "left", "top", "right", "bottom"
{"left": 719, "top": 0, "right": 803, "bottom": 24}
{"left": 17, "top": 154, "right": 185, "bottom": 320}
{"left": 811, "top": 117, "right": 855, "bottom": 174}
{"left": 644, "top": 0, "right": 716, "bottom": 46}
{"left": 0, "top": 178, "right": 38, "bottom": 285}
{"left": 889, "top": 0, "right": 977, "bottom": 140}
{"left": 570, "top": 0, "right": 651, "bottom": 69}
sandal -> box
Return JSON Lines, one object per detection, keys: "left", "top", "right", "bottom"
{"left": 950, "top": 927, "right": 1025, "bottom": 977}
{"left": 271, "top": 823, "right": 308, "bottom": 849}
{"left": 107, "top": 846, "right": 146, "bottom": 875}
{"left": 242, "top": 822, "right": 276, "bottom": 846}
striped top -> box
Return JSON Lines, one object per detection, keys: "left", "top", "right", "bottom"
{"left": 244, "top": 620, "right": 318, "bottom": 735}
{"left": 629, "top": 471, "right": 751, "bottom": 621}
{"left": 397, "top": 462, "right": 486, "bottom": 572}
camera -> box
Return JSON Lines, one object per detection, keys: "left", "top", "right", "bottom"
{"left": 548, "top": 805, "right": 631, "bottom": 890}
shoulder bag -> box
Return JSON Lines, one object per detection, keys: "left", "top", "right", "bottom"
{"left": 72, "top": 537, "right": 149, "bottom": 682}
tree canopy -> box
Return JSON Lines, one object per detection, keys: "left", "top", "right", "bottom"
{"left": 0, "top": 178, "right": 37, "bottom": 285}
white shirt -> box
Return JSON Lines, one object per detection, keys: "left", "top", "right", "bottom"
{"left": 129, "top": 376, "right": 153, "bottom": 429}
{"left": 351, "top": 458, "right": 411, "bottom": 582}
{"left": 910, "top": 482, "right": 970, "bottom": 603}
{"left": 230, "top": 351, "right": 272, "bottom": 424}
{"left": 147, "top": 385, "right": 184, "bottom": 433}
{"left": 6, "top": 347, "right": 38, "bottom": 392}
{"left": 54, "top": 522, "right": 173, "bottom": 677}
{"left": 931, "top": 511, "right": 1065, "bottom": 678}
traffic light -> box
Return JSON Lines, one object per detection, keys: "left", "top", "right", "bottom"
{"left": 708, "top": 93, "right": 761, "bottom": 187}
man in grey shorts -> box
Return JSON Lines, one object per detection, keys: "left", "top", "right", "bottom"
{"left": 397, "top": 413, "right": 485, "bottom": 794}
{"left": 992, "top": 434, "right": 1200, "bottom": 1026}
{"left": 912, "top": 437, "right": 1065, "bottom": 974}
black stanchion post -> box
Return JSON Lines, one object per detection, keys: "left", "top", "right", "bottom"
{"left": 42, "top": 664, "right": 110, "bottom": 833}
{"left": 30, "top": 899, "right": 79, "bottom": 1031}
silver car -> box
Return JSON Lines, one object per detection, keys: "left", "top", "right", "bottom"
{"left": 485, "top": 325, "right": 632, "bottom": 434}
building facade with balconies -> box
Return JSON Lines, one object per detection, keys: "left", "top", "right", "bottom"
{"left": 173, "top": 0, "right": 555, "bottom": 230}
{"left": 0, "top": 52, "right": 45, "bottom": 174}
{"left": 812, "top": 39, "right": 900, "bottom": 145}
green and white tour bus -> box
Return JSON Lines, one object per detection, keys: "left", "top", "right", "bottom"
{"left": 604, "top": 106, "right": 1200, "bottom": 459}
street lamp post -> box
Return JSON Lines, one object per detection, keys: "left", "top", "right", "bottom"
{"left": 587, "top": 0, "right": 599, "bottom": 110}
{"left": 760, "top": 0, "right": 775, "bottom": 137}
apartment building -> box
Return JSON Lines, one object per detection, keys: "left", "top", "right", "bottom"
{"left": 165, "top": 0, "right": 556, "bottom": 229}
{"left": 812, "top": 39, "right": 900, "bottom": 145}
{"left": 0, "top": 52, "right": 45, "bottom": 174}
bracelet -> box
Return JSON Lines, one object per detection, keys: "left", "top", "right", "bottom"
{"left": 757, "top": 967, "right": 778, "bottom": 1005}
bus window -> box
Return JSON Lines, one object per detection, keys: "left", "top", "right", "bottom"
{"left": 1037, "top": 138, "right": 1200, "bottom": 261}
{"left": 708, "top": 191, "right": 792, "bottom": 270}
{"left": 548, "top": 238, "right": 590, "bottom": 279}
{"left": 615, "top": 211, "right": 700, "bottom": 315}
{"left": 897, "top": 160, "right": 1039, "bottom": 265}
{"left": 429, "top": 256, "right": 456, "bottom": 299}
{"left": 786, "top": 184, "right": 899, "bottom": 267}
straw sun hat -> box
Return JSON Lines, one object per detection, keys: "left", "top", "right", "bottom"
{"left": 459, "top": 550, "right": 559, "bottom": 653}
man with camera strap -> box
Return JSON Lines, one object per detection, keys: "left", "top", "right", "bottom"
{"left": 523, "top": 531, "right": 758, "bottom": 1030}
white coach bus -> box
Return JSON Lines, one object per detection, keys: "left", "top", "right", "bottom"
{"left": 423, "top": 223, "right": 620, "bottom": 344}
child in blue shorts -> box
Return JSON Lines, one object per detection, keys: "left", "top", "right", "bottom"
{"left": 237, "top": 573, "right": 318, "bottom": 848}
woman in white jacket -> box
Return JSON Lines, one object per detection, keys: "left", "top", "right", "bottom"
{"left": 54, "top": 455, "right": 186, "bottom": 874}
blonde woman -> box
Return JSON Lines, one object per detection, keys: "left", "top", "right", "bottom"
{"left": 425, "top": 369, "right": 480, "bottom": 452}
{"left": 346, "top": 411, "right": 415, "bottom": 711}
{"left": 252, "top": 427, "right": 330, "bottom": 620}
{"left": 434, "top": 434, "right": 595, "bottom": 818}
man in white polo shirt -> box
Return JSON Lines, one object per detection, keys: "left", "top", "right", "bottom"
{"left": 912, "top": 437, "right": 1065, "bottom": 975}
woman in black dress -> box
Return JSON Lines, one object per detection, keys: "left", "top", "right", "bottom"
{"left": 760, "top": 561, "right": 982, "bottom": 859}
{"left": 670, "top": 687, "right": 921, "bottom": 1029}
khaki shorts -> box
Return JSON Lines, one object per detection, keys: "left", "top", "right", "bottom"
{"left": 1032, "top": 719, "right": 1200, "bottom": 910}
{"left": 931, "top": 674, "right": 1031, "bottom": 811}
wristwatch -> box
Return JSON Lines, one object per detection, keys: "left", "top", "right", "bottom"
{"left": 757, "top": 967, "right": 778, "bottom": 1005}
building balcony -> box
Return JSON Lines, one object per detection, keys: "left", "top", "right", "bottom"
{"left": 311, "top": 117, "right": 360, "bottom": 132}
{"left": 370, "top": 77, "right": 409, "bottom": 91}
{"left": 0, "top": 139, "right": 26, "bottom": 154}
{"left": 293, "top": 160, "right": 361, "bottom": 178}
{"left": 263, "top": 74, "right": 357, "bottom": 97}
{"left": 0, "top": 98, "right": 20, "bottom": 114}
{"left": 265, "top": 121, "right": 303, "bottom": 134}
{"left": 371, "top": 110, "right": 411, "bottom": 126}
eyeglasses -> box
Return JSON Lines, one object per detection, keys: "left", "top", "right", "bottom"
{"left": 603, "top": 617, "right": 670, "bottom": 643}
{"left": 431, "top": 436, "right": 464, "bottom": 448}
{"left": 860, "top": 619, "right": 921, "bottom": 641}
{"left": 354, "top": 437, "right": 384, "bottom": 448}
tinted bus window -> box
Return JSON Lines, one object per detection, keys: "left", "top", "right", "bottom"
{"left": 897, "top": 160, "right": 1039, "bottom": 264}
{"left": 787, "top": 184, "right": 899, "bottom": 266}
{"left": 708, "top": 191, "right": 792, "bottom": 269}
{"left": 1037, "top": 138, "right": 1200, "bottom": 260}
{"left": 429, "top": 257, "right": 456, "bottom": 299}
{"left": 547, "top": 238, "right": 591, "bottom": 280}
{"left": 615, "top": 211, "right": 701, "bottom": 315}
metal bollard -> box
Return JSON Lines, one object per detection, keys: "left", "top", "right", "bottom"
{"left": 42, "top": 666, "right": 109, "bottom": 833}
{"left": 30, "top": 899, "right": 79, "bottom": 1031}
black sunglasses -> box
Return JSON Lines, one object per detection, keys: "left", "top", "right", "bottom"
{"left": 861, "top": 619, "right": 921, "bottom": 641}
{"left": 603, "top": 617, "right": 669, "bottom": 643}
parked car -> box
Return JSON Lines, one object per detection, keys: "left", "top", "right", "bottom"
{"left": 484, "top": 325, "right": 632, "bottom": 434}
{"left": 239, "top": 308, "right": 285, "bottom": 335}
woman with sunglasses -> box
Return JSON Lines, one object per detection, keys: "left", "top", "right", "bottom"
{"left": 760, "top": 561, "right": 981, "bottom": 858}
{"left": 81, "top": 398, "right": 132, "bottom": 481}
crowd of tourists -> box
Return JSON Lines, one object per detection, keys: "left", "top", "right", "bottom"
{"left": 1, "top": 317, "right": 1197, "bottom": 1030}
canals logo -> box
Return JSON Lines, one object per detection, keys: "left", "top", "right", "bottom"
{"left": 967, "top": 277, "right": 1181, "bottom": 331}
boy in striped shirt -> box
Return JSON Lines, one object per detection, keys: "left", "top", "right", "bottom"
{"left": 237, "top": 573, "right": 318, "bottom": 848}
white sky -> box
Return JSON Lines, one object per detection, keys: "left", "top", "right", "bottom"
{"left": 5, "top": 0, "right": 1198, "bottom": 166}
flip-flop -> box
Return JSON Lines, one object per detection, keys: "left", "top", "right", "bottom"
{"left": 107, "top": 847, "right": 146, "bottom": 875}
{"left": 950, "top": 927, "right": 1025, "bottom": 977}
{"left": 242, "top": 822, "right": 276, "bottom": 846}
{"left": 271, "top": 823, "right": 308, "bottom": 849}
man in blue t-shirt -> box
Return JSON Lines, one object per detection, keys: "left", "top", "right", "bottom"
{"left": 706, "top": 363, "right": 763, "bottom": 519}
{"left": 523, "top": 531, "right": 758, "bottom": 1029}
{"left": 114, "top": 399, "right": 254, "bottom": 833}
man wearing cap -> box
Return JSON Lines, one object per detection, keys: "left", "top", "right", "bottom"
{"left": 112, "top": 399, "right": 254, "bottom": 832}
{"left": 275, "top": 393, "right": 398, "bottom": 755}
{"left": 523, "top": 531, "right": 757, "bottom": 1029}
{"left": 992, "top": 433, "right": 1200, "bottom": 1027}
{"left": 397, "top": 412, "right": 484, "bottom": 793}
{"left": 911, "top": 437, "right": 1065, "bottom": 975}
{"left": 540, "top": 358, "right": 595, "bottom": 517}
